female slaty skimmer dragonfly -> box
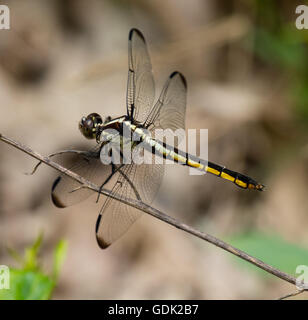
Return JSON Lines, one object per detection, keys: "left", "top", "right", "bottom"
{"left": 52, "top": 29, "right": 265, "bottom": 249}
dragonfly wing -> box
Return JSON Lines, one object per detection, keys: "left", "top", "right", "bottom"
{"left": 145, "top": 71, "right": 187, "bottom": 132}
{"left": 51, "top": 146, "right": 112, "bottom": 208}
{"left": 127, "top": 28, "right": 155, "bottom": 123}
{"left": 96, "top": 149, "right": 164, "bottom": 248}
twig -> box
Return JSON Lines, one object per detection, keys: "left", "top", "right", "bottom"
{"left": 0, "top": 133, "right": 302, "bottom": 288}
{"left": 277, "top": 289, "right": 306, "bottom": 300}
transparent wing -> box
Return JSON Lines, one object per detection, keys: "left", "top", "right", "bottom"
{"left": 127, "top": 28, "right": 155, "bottom": 123}
{"left": 96, "top": 147, "right": 164, "bottom": 249}
{"left": 144, "top": 71, "right": 187, "bottom": 132}
{"left": 51, "top": 145, "right": 112, "bottom": 208}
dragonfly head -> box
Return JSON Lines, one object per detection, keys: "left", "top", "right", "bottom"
{"left": 79, "top": 113, "right": 103, "bottom": 139}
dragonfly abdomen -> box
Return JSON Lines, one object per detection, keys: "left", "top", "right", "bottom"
{"left": 205, "top": 162, "right": 264, "bottom": 191}
{"left": 133, "top": 127, "right": 264, "bottom": 191}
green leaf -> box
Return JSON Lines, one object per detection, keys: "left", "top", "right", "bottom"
{"left": 7, "top": 247, "right": 24, "bottom": 265}
{"left": 23, "top": 232, "right": 43, "bottom": 271}
{"left": 254, "top": 28, "right": 307, "bottom": 71}
{"left": 1, "top": 234, "right": 67, "bottom": 300}
{"left": 0, "top": 269, "right": 54, "bottom": 300}
{"left": 228, "top": 231, "right": 308, "bottom": 278}
{"left": 52, "top": 240, "right": 68, "bottom": 280}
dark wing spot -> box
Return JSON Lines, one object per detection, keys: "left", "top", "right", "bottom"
{"left": 95, "top": 214, "right": 110, "bottom": 249}
{"left": 95, "top": 214, "right": 102, "bottom": 233}
{"left": 129, "top": 28, "right": 145, "bottom": 42}
{"left": 170, "top": 71, "right": 187, "bottom": 89}
{"left": 51, "top": 176, "right": 66, "bottom": 208}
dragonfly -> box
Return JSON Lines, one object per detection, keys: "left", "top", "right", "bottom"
{"left": 51, "top": 29, "right": 264, "bottom": 249}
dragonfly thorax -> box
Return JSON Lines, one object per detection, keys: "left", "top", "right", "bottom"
{"left": 79, "top": 113, "right": 103, "bottom": 139}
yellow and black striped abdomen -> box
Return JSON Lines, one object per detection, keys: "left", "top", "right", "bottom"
{"left": 149, "top": 137, "right": 264, "bottom": 191}
{"left": 135, "top": 128, "right": 265, "bottom": 191}
{"left": 171, "top": 150, "right": 264, "bottom": 190}
{"left": 204, "top": 161, "right": 264, "bottom": 190}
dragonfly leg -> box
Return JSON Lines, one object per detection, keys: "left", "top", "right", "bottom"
{"left": 27, "top": 149, "right": 97, "bottom": 175}
{"left": 96, "top": 164, "right": 125, "bottom": 203}
{"left": 68, "top": 185, "right": 87, "bottom": 193}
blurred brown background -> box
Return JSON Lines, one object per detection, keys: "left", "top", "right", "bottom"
{"left": 0, "top": 0, "right": 308, "bottom": 299}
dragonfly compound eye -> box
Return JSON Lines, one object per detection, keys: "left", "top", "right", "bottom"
{"left": 88, "top": 113, "right": 103, "bottom": 126}
{"left": 79, "top": 113, "right": 103, "bottom": 139}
